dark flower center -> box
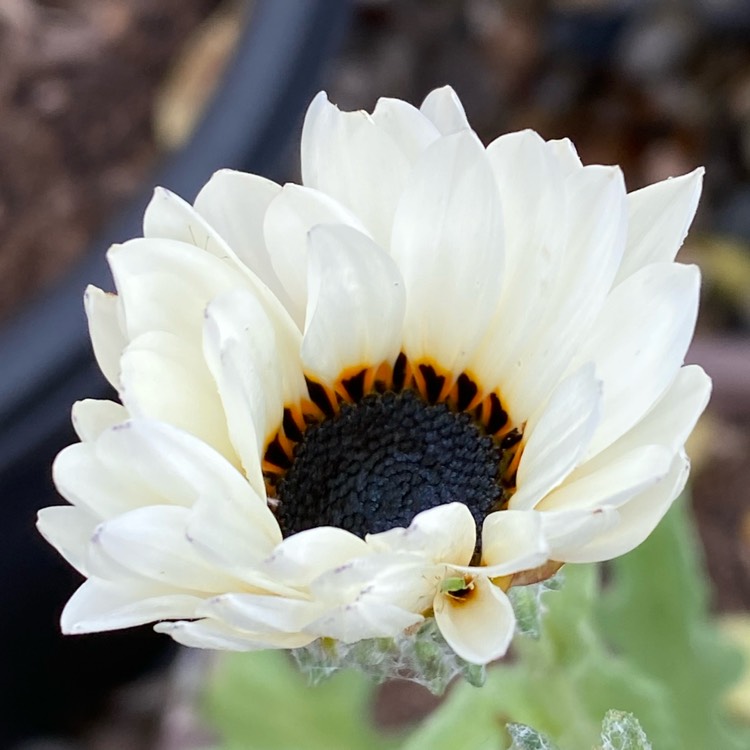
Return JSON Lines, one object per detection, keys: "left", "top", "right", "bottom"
{"left": 276, "top": 390, "right": 506, "bottom": 539}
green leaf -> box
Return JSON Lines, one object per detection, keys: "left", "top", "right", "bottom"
{"left": 599, "top": 710, "right": 652, "bottom": 750}
{"left": 204, "top": 650, "right": 397, "bottom": 750}
{"left": 597, "top": 498, "right": 750, "bottom": 750}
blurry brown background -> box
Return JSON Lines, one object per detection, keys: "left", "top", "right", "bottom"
{"left": 1, "top": 0, "right": 749, "bottom": 747}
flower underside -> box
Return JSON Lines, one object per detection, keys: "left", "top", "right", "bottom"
{"left": 263, "top": 353, "right": 523, "bottom": 551}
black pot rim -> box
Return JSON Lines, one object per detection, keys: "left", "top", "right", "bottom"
{"left": 0, "top": 0, "right": 352, "bottom": 476}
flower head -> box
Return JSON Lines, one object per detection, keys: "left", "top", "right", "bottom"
{"left": 38, "top": 87, "right": 710, "bottom": 667}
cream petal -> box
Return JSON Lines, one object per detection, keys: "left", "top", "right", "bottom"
{"left": 615, "top": 168, "right": 704, "bottom": 284}
{"left": 192, "top": 170, "right": 296, "bottom": 308}
{"left": 202, "top": 289, "right": 297, "bottom": 491}
{"left": 301, "top": 224, "right": 406, "bottom": 383}
{"left": 90, "top": 504, "right": 247, "bottom": 592}
{"left": 186, "top": 492, "right": 285, "bottom": 589}
{"left": 470, "top": 130, "right": 566, "bottom": 391}
{"left": 366, "top": 503, "right": 476, "bottom": 567}
{"left": 71, "top": 399, "right": 128, "bottom": 442}
{"left": 577, "top": 262, "right": 701, "bottom": 457}
{"left": 545, "top": 137, "right": 583, "bottom": 176}
{"left": 419, "top": 86, "right": 470, "bottom": 135}
{"left": 434, "top": 576, "right": 515, "bottom": 665}
{"left": 143, "top": 187, "right": 232, "bottom": 258}
{"left": 84, "top": 285, "right": 127, "bottom": 389}
{"left": 53, "top": 441, "right": 156, "bottom": 519}
{"left": 62, "top": 578, "right": 203, "bottom": 635}
{"left": 371, "top": 96, "right": 441, "bottom": 161}
{"left": 540, "top": 506, "right": 620, "bottom": 560}
{"left": 300, "top": 91, "right": 412, "bottom": 249}
{"left": 37, "top": 505, "right": 99, "bottom": 575}
{"left": 538, "top": 444, "right": 672, "bottom": 512}
{"left": 308, "top": 552, "right": 427, "bottom": 603}
{"left": 555, "top": 452, "right": 689, "bottom": 563}
{"left": 199, "top": 593, "right": 323, "bottom": 633}
{"left": 137, "top": 196, "right": 307, "bottom": 388}
{"left": 391, "top": 130, "right": 504, "bottom": 373}
{"left": 55, "top": 419, "right": 264, "bottom": 519}
{"left": 119, "top": 331, "right": 238, "bottom": 464}
{"left": 510, "top": 364, "right": 602, "bottom": 511}
{"left": 264, "top": 183, "right": 370, "bottom": 326}
{"left": 303, "top": 598, "right": 423, "bottom": 643}
{"left": 155, "top": 619, "right": 315, "bottom": 650}
{"left": 475, "top": 510, "right": 549, "bottom": 575}
{"left": 99, "top": 420, "right": 262, "bottom": 510}
{"left": 580, "top": 364, "right": 710, "bottom": 474}
{"left": 108, "top": 238, "right": 246, "bottom": 345}
{"left": 503, "top": 165, "right": 628, "bottom": 423}
{"left": 262, "top": 527, "right": 371, "bottom": 588}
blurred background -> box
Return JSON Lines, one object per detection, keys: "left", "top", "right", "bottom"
{"left": 1, "top": 0, "right": 749, "bottom": 747}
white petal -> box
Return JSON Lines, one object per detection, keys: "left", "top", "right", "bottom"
{"left": 470, "top": 130, "right": 567, "bottom": 390}
{"left": 193, "top": 170, "right": 296, "bottom": 308}
{"left": 391, "top": 130, "right": 504, "bottom": 373}
{"left": 262, "top": 527, "right": 371, "bottom": 587}
{"left": 371, "top": 96, "right": 441, "bottom": 161}
{"left": 264, "top": 184, "right": 370, "bottom": 326}
{"left": 476, "top": 510, "right": 549, "bottom": 575}
{"left": 84, "top": 285, "right": 127, "bottom": 389}
{"left": 301, "top": 225, "right": 406, "bottom": 383}
{"left": 555, "top": 452, "right": 689, "bottom": 562}
{"left": 308, "top": 552, "right": 428, "bottom": 603}
{"left": 203, "top": 289, "right": 298, "bottom": 490}
{"left": 576, "top": 262, "right": 701, "bottom": 457}
{"left": 71, "top": 399, "right": 128, "bottom": 442}
{"left": 53, "top": 441, "right": 155, "bottom": 519}
{"left": 186, "top": 491, "right": 285, "bottom": 590}
{"left": 55, "top": 419, "right": 264, "bottom": 519}
{"left": 199, "top": 593, "right": 323, "bottom": 634}
{"left": 616, "top": 168, "right": 704, "bottom": 283}
{"left": 510, "top": 364, "right": 602, "bottom": 510}
{"left": 434, "top": 577, "right": 514, "bottom": 664}
{"left": 366, "top": 502, "right": 476, "bottom": 567}
{"left": 101, "top": 420, "right": 262, "bottom": 511}
{"left": 420, "top": 86, "right": 470, "bottom": 135}
{"left": 504, "top": 165, "right": 628, "bottom": 423}
{"left": 303, "top": 597, "right": 423, "bottom": 643}
{"left": 581, "top": 364, "right": 710, "bottom": 474}
{"left": 540, "top": 506, "right": 620, "bottom": 560}
{"left": 62, "top": 578, "right": 203, "bottom": 634}
{"left": 90, "top": 505, "right": 246, "bottom": 592}
{"left": 300, "top": 91, "right": 412, "bottom": 248}
{"left": 538, "top": 444, "right": 672, "bottom": 512}
{"left": 108, "top": 238, "right": 246, "bottom": 345}
{"left": 138, "top": 199, "right": 307, "bottom": 391}
{"left": 545, "top": 137, "right": 583, "bottom": 176}
{"left": 155, "top": 618, "right": 314, "bottom": 650}
{"left": 37, "top": 505, "right": 99, "bottom": 575}
{"left": 143, "top": 187, "right": 232, "bottom": 259}
{"left": 119, "top": 331, "right": 238, "bottom": 464}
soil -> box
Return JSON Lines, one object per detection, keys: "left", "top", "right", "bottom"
{"left": 0, "top": 0, "right": 222, "bottom": 322}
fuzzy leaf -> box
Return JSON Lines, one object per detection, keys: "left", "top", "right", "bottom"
{"left": 507, "top": 723, "right": 560, "bottom": 749}
{"left": 599, "top": 710, "right": 652, "bottom": 750}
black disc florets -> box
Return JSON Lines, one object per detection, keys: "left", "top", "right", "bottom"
{"left": 276, "top": 390, "right": 503, "bottom": 538}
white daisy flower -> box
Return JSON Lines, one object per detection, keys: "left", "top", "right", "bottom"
{"left": 38, "top": 87, "right": 710, "bottom": 667}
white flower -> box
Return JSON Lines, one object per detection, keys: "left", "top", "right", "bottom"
{"left": 38, "top": 87, "right": 710, "bottom": 666}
